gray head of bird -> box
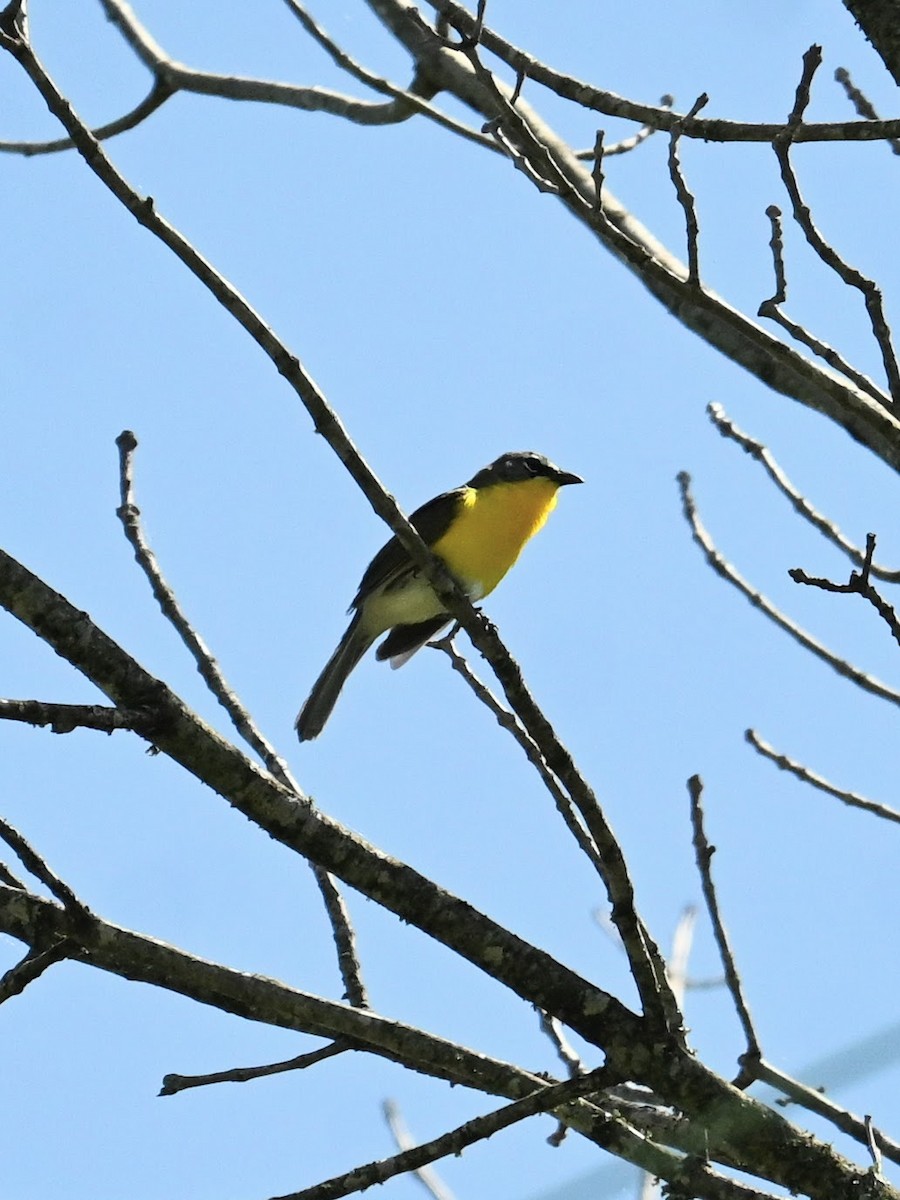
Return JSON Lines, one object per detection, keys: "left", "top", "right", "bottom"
{"left": 467, "top": 451, "right": 584, "bottom": 489}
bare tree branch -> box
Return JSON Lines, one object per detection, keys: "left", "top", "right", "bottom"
{"left": 115, "top": 430, "right": 292, "bottom": 781}
{"left": 424, "top": 0, "right": 900, "bottom": 144}
{"left": 687, "top": 777, "right": 761, "bottom": 1086}
{"left": 746, "top": 729, "right": 900, "bottom": 826}
{"left": 743, "top": 1056, "right": 900, "bottom": 1167}
{"left": 362, "top": 0, "right": 900, "bottom": 477}
{"left": 666, "top": 906, "right": 699, "bottom": 1011}
{"left": 707, "top": 404, "right": 900, "bottom": 581}
{"left": 677, "top": 471, "right": 900, "bottom": 707}
{"left": 866, "top": 1115, "right": 886, "bottom": 1181}
{"left": 114, "top": 430, "right": 368, "bottom": 1008}
{"left": 0, "top": 881, "right": 577, "bottom": 1099}
{"left": 0, "top": 15, "right": 675, "bottom": 1037}
{"left": 432, "top": 631, "right": 606, "bottom": 876}
{"left": 668, "top": 94, "right": 708, "bottom": 286}
{"left": 0, "top": 815, "right": 89, "bottom": 920}
{"left": 312, "top": 869, "right": 367, "bottom": 1008}
{"left": 538, "top": 1010, "right": 587, "bottom": 1078}
{"left": 757, "top": 206, "right": 890, "bottom": 404}
{"left": 276, "top": 1070, "right": 630, "bottom": 1200}
{"left": 774, "top": 46, "right": 900, "bottom": 409}
{"left": 0, "top": 940, "right": 71, "bottom": 1005}
{"left": 160, "top": 1041, "right": 348, "bottom": 1096}
{"left": 273, "top": 1067, "right": 786, "bottom": 1200}
{"left": 382, "top": 1099, "right": 457, "bottom": 1200}
{"left": 0, "top": 545, "right": 883, "bottom": 1197}
{"left": 104, "top": 0, "right": 498, "bottom": 147}
{"left": 0, "top": 545, "right": 646, "bottom": 1070}
{"left": 790, "top": 533, "right": 900, "bottom": 649}
{"left": 2, "top": 8, "right": 900, "bottom": 1197}
{"left": 0, "top": 877, "right": 805, "bottom": 1197}
{"left": 0, "top": 0, "right": 500, "bottom": 157}
{"left": 0, "top": 698, "right": 147, "bottom": 734}
{"left": 0, "top": 811, "right": 88, "bottom": 1002}
{"left": 0, "top": 75, "right": 174, "bottom": 155}
{"left": 575, "top": 95, "right": 673, "bottom": 160}
{"left": 834, "top": 66, "right": 900, "bottom": 155}
{"left": 6, "top": 5, "right": 900, "bottom": 483}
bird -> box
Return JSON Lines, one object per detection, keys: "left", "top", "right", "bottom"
{"left": 295, "top": 451, "right": 583, "bottom": 741}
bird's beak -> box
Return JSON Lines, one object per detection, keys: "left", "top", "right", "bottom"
{"left": 555, "top": 470, "right": 584, "bottom": 486}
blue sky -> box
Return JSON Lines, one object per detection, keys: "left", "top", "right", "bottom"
{"left": 1, "top": 3, "right": 899, "bottom": 1198}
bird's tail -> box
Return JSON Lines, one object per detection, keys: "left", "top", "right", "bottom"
{"left": 295, "top": 613, "right": 374, "bottom": 742}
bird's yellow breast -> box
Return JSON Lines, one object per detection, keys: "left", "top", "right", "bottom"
{"left": 432, "top": 477, "right": 561, "bottom": 598}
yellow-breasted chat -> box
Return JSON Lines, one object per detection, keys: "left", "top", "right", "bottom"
{"left": 295, "top": 451, "right": 583, "bottom": 741}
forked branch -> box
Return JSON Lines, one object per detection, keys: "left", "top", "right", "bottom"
{"left": 790, "top": 533, "right": 900, "bottom": 650}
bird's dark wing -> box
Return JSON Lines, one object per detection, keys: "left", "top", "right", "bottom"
{"left": 375, "top": 615, "right": 452, "bottom": 664}
{"left": 351, "top": 487, "right": 465, "bottom": 607}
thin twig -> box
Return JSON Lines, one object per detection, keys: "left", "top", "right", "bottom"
{"left": 576, "top": 95, "right": 674, "bottom": 159}
{"left": 590, "top": 128, "right": 605, "bottom": 211}
{"left": 761, "top": 303, "right": 888, "bottom": 403}
{"left": 434, "top": 630, "right": 679, "bottom": 1032}
{"left": 744, "top": 1057, "right": 900, "bottom": 1167}
{"left": 757, "top": 207, "right": 889, "bottom": 404}
{"left": 763, "top": 204, "right": 787, "bottom": 305}
{"left": 834, "top": 66, "right": 900, "bottom": 156}
{"left": 160, "top": 1041, "right": 348, "bottom": 1096}
{"left": 462, "top": 30, "right": 573, "bottom": 197}
{"left": 687, "top": 777, "right": 761, "bottom": 1086}
{"left": 537, "top": 1009, "right": 586, "bottom": 1146}
{"left": 283, "top": 0, "right": 424, "bottom": 95}
{"left": 0, "top": 940, "right": 71, "bottom": 1004}
{"left": 433, "top": 626, "right": 680, "bottom": 1038}
{"left": 312, "top": 871, "right": 367, "bottom": 1007}
{"left": 0, "top": 816, "right": 89, "bottom": 920}
{"left": 509, "top": 68, "right": 526, "bottom": 108}
{"left": 469, "top": 0, "right": 487, "bottom": 48}
{"left": 0, "top": 75, "right": 174, "bottom": 155}
{"left": 790, "top": 533, "right": 900, "bottom": 649}
{"left": 774, "top": 47, "right": 900, "bottom": 408}
{"left": 746, "top": 729, "right": 900, "bottom": 826}
{"left": 538, "top": 1011, "right": 587, "bottom": 1078}
{"left": 432, "top": 632, "right": 605, "bottom": 875}
{"left": 0, "top": 698, "right": 148, "bottom": 734}
{"left": 272, "top": 1068, "right": 614, "bottom": 1200}
{"left": 707, "top": 403, "right": 900, "bottom": 579}
{"left": 115, "top": 431, "right": 293, "bottom": 782}
{"left": 866, "top": 1115, "right": 886, "bottom": 1180}
{"left": 114, "top": 431, "right": 368, "bottom": 1009}
{"left": 480, "top": 109, "right": 561, "bottom": 193}
{"left": 279, "top": 0, "right": 499, "bottom": 149}
{"left": 668, "top": 94, "right": 708, "bottom": 286}
{"left": 677, "top": 472, "right": 900, "bottom": 708}
{"left": 383, "top": 1100, "right": 457, "bottom": 1200}
{"left": 666, "top": 906, "right": 698, "bottom": 1011}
